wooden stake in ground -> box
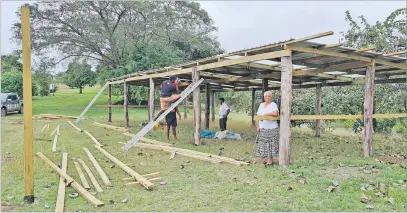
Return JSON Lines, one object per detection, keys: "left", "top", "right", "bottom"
{"left": 94, "top": 145, "right": 154, "bottom": 190}
{"left": 55, "top": 152, "right": 68, "bottom": 212}
{"left": 52, "top": 134, "right": 59, "bottom": 152}
{"left": 67, "top": 121, "right": 82, "bottom": 132}
{"left": 74, "top": 161, "right": 91, "bottom": 190}
{"left": 36, "top": 152, "right": 104, "bottom": 207}
{"left": 83, "top": 148, "right": 112, "bottom": 187}
{"left": 83, "top": 130, "right": 103, "bottom": 146}
{"left": 77, "top": 159, "right": 103, "bottom": 193}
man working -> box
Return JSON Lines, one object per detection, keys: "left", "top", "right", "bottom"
{"left": 218, "top": 98, "right": 230, "bottom": 131}
{"left": 154, "top": 76, "right": 181, "bottom": 121}
{"left": 164, "top": 106, "right": 181, "bottom": 143}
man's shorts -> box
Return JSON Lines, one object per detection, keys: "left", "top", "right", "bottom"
{"left": 165, "top": 113, "right": 177, "bottom": 128}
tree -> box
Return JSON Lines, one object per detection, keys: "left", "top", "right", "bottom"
{"left": 1, "top": 55, "right": 22, "bottom": 73}
{"left": 63, "top": 61, "right": 96, "bottom": 94}
{"left": 11, "top": 1, "right": 222, "bottom": 68}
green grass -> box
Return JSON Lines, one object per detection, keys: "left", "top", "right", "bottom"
{"left": 1, "top": 85, "right": 406, "bottom": 212}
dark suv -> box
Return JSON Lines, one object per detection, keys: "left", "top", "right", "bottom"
{"left": 1, "top": 93, "right": 23, "bottom": 117}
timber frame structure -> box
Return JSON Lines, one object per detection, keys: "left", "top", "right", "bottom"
{"left": 105, "top": 31, "right": 406, "bottom": 166}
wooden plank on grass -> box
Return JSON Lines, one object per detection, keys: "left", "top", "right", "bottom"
{"left": 67, "top": 121, "right": 82, "bottom": 132}
{"left": 50, "top": 125, "right": 60, "bottom": 137}
{"left": 126, "top": 177, "right": 162, "bottom": 186}
{"left": 122, "top": 172, "right": 160, "bottom": 181}
{"left": 52, "top": 134, "right": 59, "bottom": 152}
{"left": 41, "top": 124, "right": 48, "bottom": 132}
{"left": 83, "top": 130, "right": 103, "bottom": 146}
{"left": 55, "top": 152, "right": 68, "bottom": 212}
{"left": 122, "top": 132, "right": 172, "bottom": 146}
{"left": 36, "top": 152, "right": 104, "bottom": 207}
{"left": 94, "top": 145, "right": 154, "bottom": 190}
{"left": 74, "top": 161, "right": 91, "bottom": 190}
{"left": 77, "top": 159, "right": 103, "bottom": 193}
{"left": 92, "top": 122, "right": 128, "bottom": 132}
{"left": 83, "top": 148, "right": 112, "bottom": 187}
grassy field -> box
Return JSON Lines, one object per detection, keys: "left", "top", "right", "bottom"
{"left": 1, "top": 85, "right": 406, "bottom": 212}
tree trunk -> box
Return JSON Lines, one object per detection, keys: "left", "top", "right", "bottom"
{"left": 79, "top": 86, "right": 83, "bottom": 94}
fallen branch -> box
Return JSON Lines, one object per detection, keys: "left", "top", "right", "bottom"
{"left": 55, "top": 152, "right": 68, "bottom": 212}
{"left": 36, "top": 152, "right": 104, "bottom": 207}
{"left": 83, "top": 148, "right": 112, "bottom": 187}
{"left": 94, "top": 145, "right": 154, "bottom": 190}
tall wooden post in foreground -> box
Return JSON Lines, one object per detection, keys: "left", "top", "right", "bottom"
{"left": 205, "top": 83, "right": 210, "bottom": 129}
{"left": 22, "top": 7, "right": 34, "bottom": 203}
{"left": 148, "top": 78, "right": 154, "bottom": 122}
{"left": 279, "top": 51, "right": 293, "bottom": 166}
{"left": 192, "top": 67, "right": 201, "bottom": 145}
{"left": 123, "top": 81, "right": 129, "bottom": 128}
{"left": 108, "top": 84, "right": 112, "bottom": 123}
{"left": 315, "top": 85, "right": 322, "bottom": 137}
{"left": 363, "top": 61, "right": 375, "bottom": 157}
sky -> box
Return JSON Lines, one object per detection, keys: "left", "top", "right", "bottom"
{"left": 1, "top": 1, "right": 406, "bottom": 72}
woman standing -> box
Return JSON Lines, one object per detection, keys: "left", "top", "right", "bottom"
{"left": 256, "top": 91, "right": 279, "bottom": 165}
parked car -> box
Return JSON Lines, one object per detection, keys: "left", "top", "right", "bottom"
{"left": 1, "top": 93, "right": 23, "bottom": 117}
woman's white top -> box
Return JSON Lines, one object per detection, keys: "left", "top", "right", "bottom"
{"left": 257, "top": 102, "right": 279, "bottom": 129}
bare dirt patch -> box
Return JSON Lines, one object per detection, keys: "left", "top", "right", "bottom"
{"left": 1, "top": 202, "right": 19, "bottom": 212}
{"left": 376, "top": 155, "right": 407, "bottom": 166}
{"left": 320, "top": 166, "right": 379, "bottom": 182}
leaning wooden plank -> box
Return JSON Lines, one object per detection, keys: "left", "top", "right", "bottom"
{"left": 36, "top": 152, "right": 104, "bottom": 207}
{"left": 67, "top": 121, "right": 82, "bottom": 132}
{"left": 77, "top": 159, "right": 103, "bottom": 193}
{"left": 123, "top": 132, "right": 172, "bottom": 146}
{"left": 126, "top": 177, "right": 162, "bottom": 186}
{"left": 74, "top": 161, "right": 91, "bottom": 190}
{"left": 94, "top": 145, "right": 154, "bottom": 190}
{"left": 83, "top": 130, "right": 103, "bottom": 146}
{"left": 122, "top": 172, "right": 160, "bottom": 181}
{"left": 83, "top": 148, "right": 112, "bottom": 187}
{"left": 52, "top": 134, "right": 59, "bottom": 152}
{"left": 55, "top": 152, "right": 68, "bottom": 212}
{"left": 75, "top": 82, "right": 109, "bottom": 124}
{"left": 92, "top": 122, "right": 128, "bottom": 132}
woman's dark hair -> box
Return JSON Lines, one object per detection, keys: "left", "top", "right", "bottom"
{"left": 219, "top": 98, "right": 225, "bottom": 102}
{"left": 169, "top": 76, "right": 177, "bottom": 81}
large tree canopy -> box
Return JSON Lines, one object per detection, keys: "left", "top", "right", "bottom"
{"left": 12, "top": 1, "right": 223, "bottom": 68}
{"left": 63, "top": 61, "right": 96, "bottom": 94}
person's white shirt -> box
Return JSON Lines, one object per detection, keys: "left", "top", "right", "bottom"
{"left": 257, "top": 102, "right": 279, "bottom": 129}
{"left": 219, "top": 102, "right": 230, "bottom": 119}
{"left": 49, "top": 83, "right": 55, "bottom": 90}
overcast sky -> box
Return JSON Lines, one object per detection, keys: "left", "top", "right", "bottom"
{"left": 1, "top": 1, "right": 405, "bottom": 71}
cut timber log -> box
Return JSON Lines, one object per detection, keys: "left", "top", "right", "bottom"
{"left": 122, "top": 172, "right": 160, "bottom": 181}
{"left": 74, "top": 161, "right": 91, "bottom": 190}
{"left": 83, "top": 130, "right": 103, "bottom": 146}
{"left": 126, "top": 177, "right": 162, "bottom": 186}
{"left": 83, "top": 148, "right": 112, "bottom": 187}
{"left": 77, "top": 159, "right": 103, "bottom": 193}
{"left": 36, "top": 152, "right": 104, "bottom": 207}
{"left": 68, "top": 121, "right": 82, "bottom": 132}
{"left": 52, "top": 134, "right": 59, "bottom": 152}
{"left": 94, "top": 145, "right": 154, "bottom": 190}
{"left": 92, "top": 122, "right": 128, "bottom": 132}
{"left": 55, "top": 152, "right": 68, "bottom": 212}
{"left": 123, "top": 132, "right": 172, "bottom": 146}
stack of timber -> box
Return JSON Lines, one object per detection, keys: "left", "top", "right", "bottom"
{"left": 122, "top": 172, "right": 162, "bottom": 186}
{"left": 92, "top": 122, "right": 128, "bottom": 132}
{"left": 38, "top": 114, "right": 81, "bottom": 119}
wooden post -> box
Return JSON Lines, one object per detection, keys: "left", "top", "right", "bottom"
{"left": 363, "top": 61, "right": 375, "bottom": 157}
{"left": 108, "top": 83, "right": 112, "bottom": 123}
{"left": 315, "top": 85, "right": 322, "bottom": 137}
{"left": 262, "top": 78, "right": 268, "bottom": 102}
{"left": 124, "top": 80, "right": 129, "bottom": 128}
{"left": 22, "top": 7, "right": 34, "bottom": 204}
{"left": 251, "top": 88, "right": 256, "bottom": 126}
{"left": 184, "top": 98, "right": 188, "bottom": 119}
{"left": 192, "top": 67, "right": 201, "bottom": 145}
{"left": 205, "top": 83, "right": 210, "bottom": 129}
{"left": 279, "top": 51, "right": 293, "bottom": 166}
{"left": 148, "top": 78, "right": 154, "bottom": 121}
{"left": 211, "top": 91, "right": 215, "bottom": 122}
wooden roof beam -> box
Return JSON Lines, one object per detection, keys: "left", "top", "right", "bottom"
{"left": 383, "top": 50, "right": 407, "bottom": 57}
{"left": 287, "top": 44, "right": 406, "bottom": 70}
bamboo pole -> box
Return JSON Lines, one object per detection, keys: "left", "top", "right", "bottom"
{"left": 77, "top": 159, "right": 103, "bottom": 193}
{"left": 55, "top": 152, "right": 68, "bottom": 212}
{"left": 83, "top": 148, "right": 112, "bottom": 187}
{"left": 36, "top": 153, "right": 104, "bottom": 207}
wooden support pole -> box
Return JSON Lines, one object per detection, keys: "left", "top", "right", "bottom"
{"left": 55, "top": 152, "right": 68, "bottom": 212}
{"left": 192, "top": 67, "right": 201, "bottom": 145}
{"left": 251, "top": 88, "right": 256, "bottom": 126}
{"left": 77, "top": 159, "right": 103, "bottom": 193}
{"left": 315, "top": 85, "right": 322, "bottom": 137}
{"left": 205, "top": 83, "right": 210, "bottom": 130}
{"left": 108, "top": 83, "right": 112, "bottom": 123}
{"left": 184, "top": 98, "right": 188, "bottom": 119}
{"left": 94, "top": 145, "right": 154, "bottom": 190}
{"left": 279, "top": 51, "right": 293, "bottom": 166}
{"left": 211, "top": 91, "right": 215, "bottom": 122}
{"left": 73, "top": 161, "right": 91, "bottom": 190}
{"left": 363, "top": 61, "right": 375, "bottom": 157}
{"left": 83, "top": 148, "right": 112, "bottom": 187}
{"left": 148, "top": 78, "right": 154, "bottom": 121}
{"left": 36, "top": 153, "right": 104, "bottom": 207}
{"left": 124, "top": 81, "right": 129, "bottom": 128}
{"left": 262, "top": 78, "right": 268, "bottom": 102}
{"left": 22, "top": 6, "right": 34, "bottom": 204}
